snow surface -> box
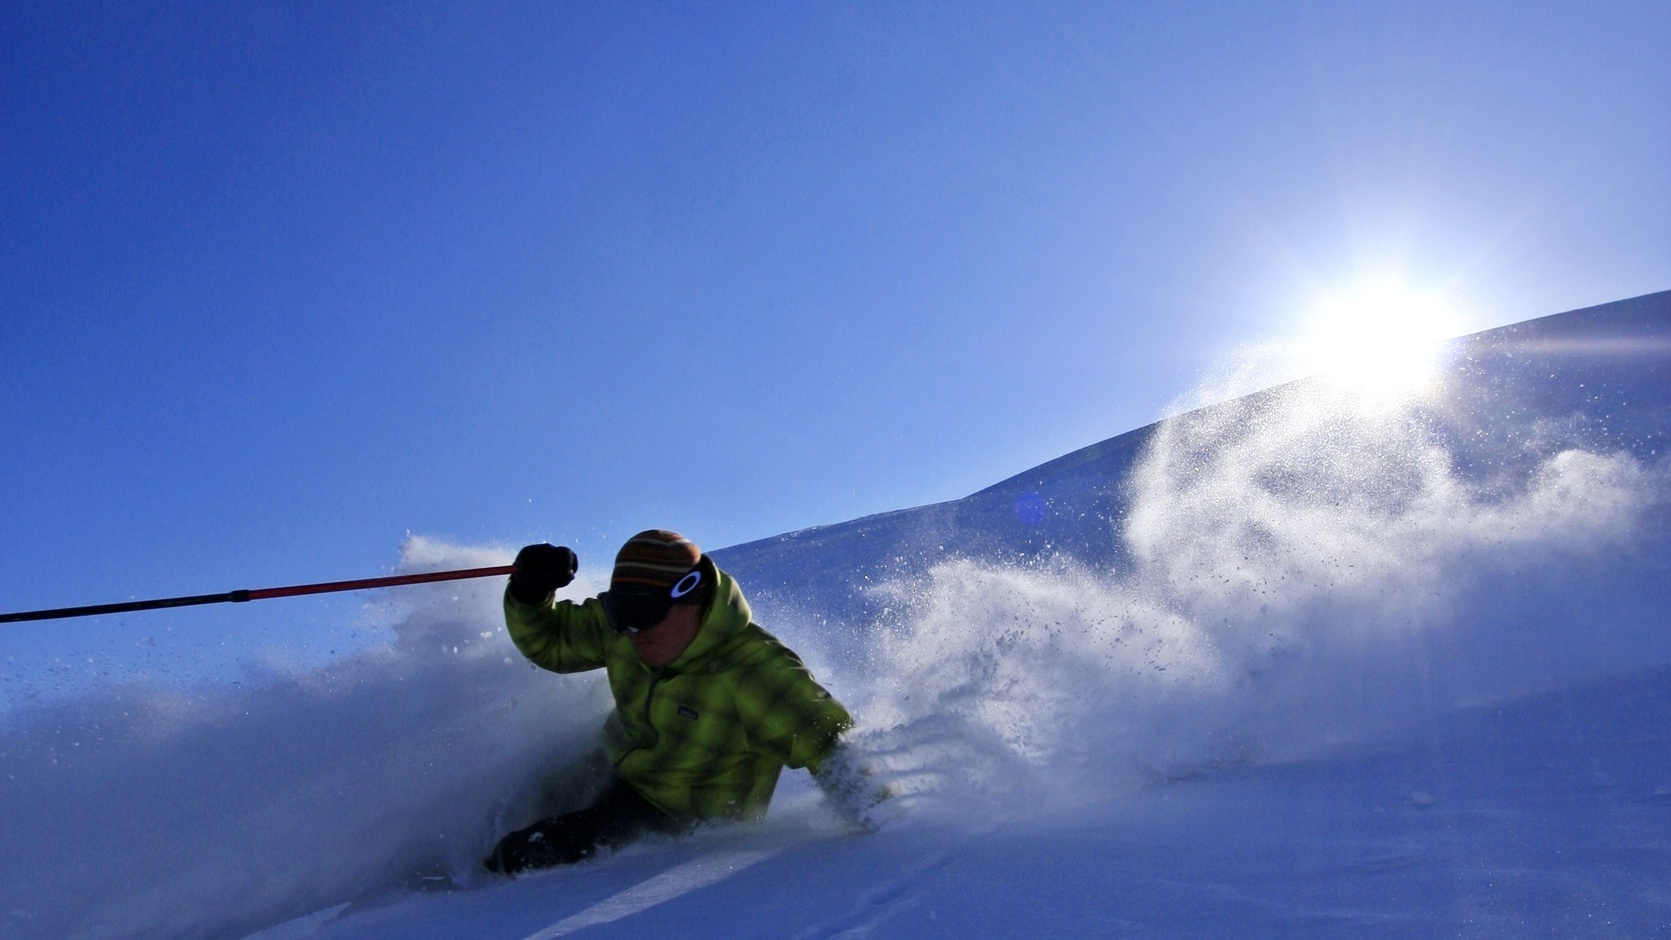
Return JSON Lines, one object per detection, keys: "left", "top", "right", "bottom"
{"left": 3, "top": 291, "right": 1669, "bottom": 938}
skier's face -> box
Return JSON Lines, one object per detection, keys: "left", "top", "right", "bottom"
{"left": 628, "top": 602, "right": 701, "bottom": 668}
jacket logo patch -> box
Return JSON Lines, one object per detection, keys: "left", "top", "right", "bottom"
{"left": 678, "top": 706, "right": 699, "bottom": 720}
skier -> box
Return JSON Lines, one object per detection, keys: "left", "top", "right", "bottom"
{"left": 484, "top": 529, "right": 856, "bottom": 874}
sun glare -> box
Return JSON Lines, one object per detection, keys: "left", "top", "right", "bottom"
{"left": 1300, "top": 281, "right": 1460, "bottom": 401}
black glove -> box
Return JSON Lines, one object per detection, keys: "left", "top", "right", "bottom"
{"left": 508, "top": 543, "right": 578, "bottom": 604}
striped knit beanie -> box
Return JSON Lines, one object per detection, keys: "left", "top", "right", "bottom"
{"left": 611, "top": 530, "right": 703, "bottom": 593}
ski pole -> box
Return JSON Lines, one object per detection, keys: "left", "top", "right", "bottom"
{"left": 0, "top": 565, "right": 516, "bottom": 625}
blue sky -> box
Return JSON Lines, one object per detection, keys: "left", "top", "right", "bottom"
{"left": 2, "top": 2, "right": 1667, "bottom": 679}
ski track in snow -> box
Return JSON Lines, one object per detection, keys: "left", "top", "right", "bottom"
{"left": 787, "top": 844, "right": 962, "bottom": 940}
{"left": 516, "top": 847, "right": 781, "bottom": 940}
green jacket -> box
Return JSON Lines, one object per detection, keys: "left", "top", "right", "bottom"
{"left": 504, "top": 558, "right": 852, "bottom": 820}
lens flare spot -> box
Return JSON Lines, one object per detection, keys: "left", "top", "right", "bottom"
{"left": 1015, "top": 491, "right": 1048, "bottom": 528}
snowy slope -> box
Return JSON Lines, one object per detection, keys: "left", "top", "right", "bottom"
{"left": 271, "top": 665, "right": 1671, "bottom": 939}
{"left": 2, "top": 291, "right": 1668, "bottom": 939}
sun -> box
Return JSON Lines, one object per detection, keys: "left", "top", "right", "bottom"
{"left": 1298, "top": 281, "right": 1460, "bottom": 401}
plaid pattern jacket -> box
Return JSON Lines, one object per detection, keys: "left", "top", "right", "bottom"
{"left": 504, "top": 558, "right": 852, "bottom": 820}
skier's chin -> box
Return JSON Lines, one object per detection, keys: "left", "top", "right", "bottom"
{"left": 630, "top": 634, "right": 680, "bottom": 668}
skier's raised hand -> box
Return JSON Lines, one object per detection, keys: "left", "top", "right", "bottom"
{"left": 508, "top": 543, "right": 578, "bottom": 604}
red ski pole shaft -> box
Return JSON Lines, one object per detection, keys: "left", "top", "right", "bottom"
{"left": 0, "top": 565, "right": 517, "bottom": 625}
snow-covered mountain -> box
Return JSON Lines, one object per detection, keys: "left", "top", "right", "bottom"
{"left": 716, "top": 289, "right": 1671, "bottom": 624}
{"left": 3, "top": 291, "right": 1668, "bottom": 939}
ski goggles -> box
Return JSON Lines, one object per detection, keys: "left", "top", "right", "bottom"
{"left": 600, "top": 568, "right": 705, "bottom": 634}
